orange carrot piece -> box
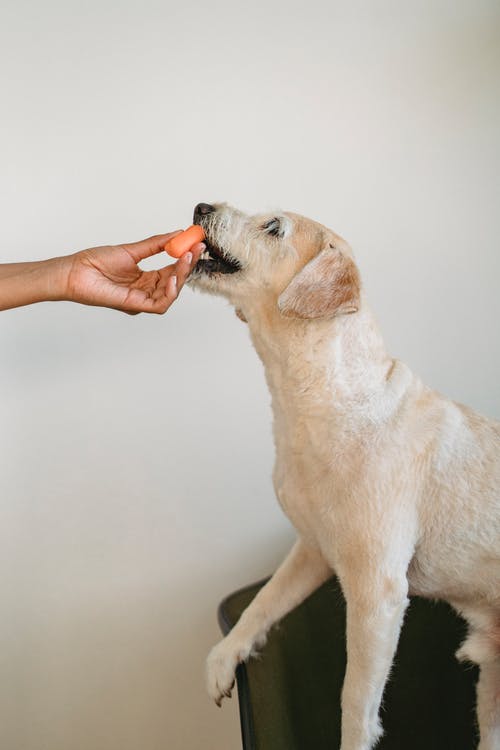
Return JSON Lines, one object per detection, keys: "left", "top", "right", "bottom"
{"left": 164, "top": 225, "right": 206, "bottom": 258}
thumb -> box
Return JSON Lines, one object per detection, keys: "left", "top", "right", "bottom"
{"left": 121, "top": 231, "right": 183, "bottom": 263}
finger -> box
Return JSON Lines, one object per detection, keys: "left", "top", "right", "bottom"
{"left": 175, "top": 258, "right": 192, "bottom": 290}
{"left": 185, "top": 242, "right": 204, "bottom": 266}
{"left": 146, "top": 275, "right": 179, "bottom": 313}
{"left": 166, "top": 273, "right": 178, "bottom": 300}
{"left": 121, "top": 275, "right": 179, "bottom": 315}
{"left": 175, "top": 243, "right": 204, "bottom": 287}
{"left": 120, "top": 231, "right": 183, "bottom": 263}
{"left": 148, "top": 274, "right": 179, "bottom": 314}
{"left": 177, "top": 242, "right": 204, "bottom": 272}
{"left": 151, "top": 285, "right": 167, "bottom": 301}
{"left": 152, "top": 245, "right": 200, "bottom": 294}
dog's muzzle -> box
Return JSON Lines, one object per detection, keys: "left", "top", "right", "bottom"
{"left": 192, "top": 202, "right": 242, "bottom": 276}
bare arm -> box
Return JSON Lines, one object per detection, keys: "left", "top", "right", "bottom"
{"left": 0, "top": 232, "right": 204, "bottom": 314}
{"left": 0, "top": 257, "right": 67, "bottom": 311}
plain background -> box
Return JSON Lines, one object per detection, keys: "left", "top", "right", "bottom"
{"left": 0, "top": 1, "right": 499, "bottom": 748}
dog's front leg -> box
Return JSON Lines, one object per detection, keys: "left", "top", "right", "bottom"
{"left": 339, "top": 567, "right": 410, "bottom": 750}
{"left": 206, "top": 538, "right": 331, "bottom": 705}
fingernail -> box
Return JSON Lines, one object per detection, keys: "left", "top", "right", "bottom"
{"left": 172, "top": 275, "right": 178, "bottom": 288}
{"left": 185, "top": 252, "right": 192, "bottom": 264}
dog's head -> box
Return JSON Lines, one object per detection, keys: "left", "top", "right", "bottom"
{"left": 189, "top": 202, "right": 361, "bottom": 322}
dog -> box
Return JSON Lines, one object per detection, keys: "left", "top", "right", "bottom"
{"left": 189, "top": 202, "right": 500, "bottom": 750}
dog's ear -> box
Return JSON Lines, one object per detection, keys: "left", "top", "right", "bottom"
{"left": 278, "top": 243, "right": 361, "bottom": 319}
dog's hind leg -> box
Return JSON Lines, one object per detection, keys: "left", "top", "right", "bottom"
{"left": 475, "top": 658, "right": 500, "bottom": 750}
{"left": 456, "top": 609, "right": 500, "bottom": 750}
{"left": 206, "top": 538, "right": 331, "bottom": 706}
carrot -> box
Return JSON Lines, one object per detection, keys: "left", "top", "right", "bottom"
{"left": 164, "top": 225, "right": 206, "bottom": 259}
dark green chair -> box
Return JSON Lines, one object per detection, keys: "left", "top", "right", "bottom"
{"left": 218, "top": 577, "right": 479, "bottom": 750}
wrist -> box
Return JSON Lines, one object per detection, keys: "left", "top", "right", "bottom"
{"left": 43, "top": 255, "right": 72, "bottom": 301}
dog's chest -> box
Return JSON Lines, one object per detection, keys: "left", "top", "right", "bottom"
{"left": 272, "top": 415, "right": 354, "bottom": 544}
{"left": 274, "top": 463, "right": 322, "bottom": 543}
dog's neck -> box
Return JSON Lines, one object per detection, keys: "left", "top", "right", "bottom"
{"left": 240, "top": 295, "right": 409, "bottom": 425}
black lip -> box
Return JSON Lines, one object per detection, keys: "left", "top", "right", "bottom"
{"left": 196, "top": 258, "right": 241, "bottom": 275}
{"left": 193, "top": 220, "right": 242, "bottom": 275}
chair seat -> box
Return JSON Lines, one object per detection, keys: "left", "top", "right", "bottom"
{"left": 218, "top": 577, "right": 479, "bottom": 750}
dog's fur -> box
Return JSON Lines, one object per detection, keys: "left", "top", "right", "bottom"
{"left": 190, "top": 204, "right": 500, "bottom": 750}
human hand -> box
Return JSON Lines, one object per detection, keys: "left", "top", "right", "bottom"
{"left": 61, "top": 232, "right": 204, "bottom": 314}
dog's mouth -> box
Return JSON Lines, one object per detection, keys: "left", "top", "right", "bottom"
{"left": 195, "top": 238, "right": 242, "bottom": 276}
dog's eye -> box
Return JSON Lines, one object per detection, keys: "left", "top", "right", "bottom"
{"left": 262, "top": 218, "right": 282, "bottom": 237}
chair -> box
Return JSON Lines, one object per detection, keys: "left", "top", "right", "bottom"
{"left": 218, "top": 577, "right": 479, "bottom": 749}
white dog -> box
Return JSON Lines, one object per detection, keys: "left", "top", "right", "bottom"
{"left": 189, "top": 202, "right": 500, "bottom": 750}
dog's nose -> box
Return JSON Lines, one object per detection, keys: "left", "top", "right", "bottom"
{"left": 193, "top": 203, "right": 216, "bottom": 221}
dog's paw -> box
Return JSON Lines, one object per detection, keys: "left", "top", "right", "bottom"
{"left": 206, "top": 637, "right": 251, "bottom": 707}
{"left": 206, "top": 640, "right": 239, "bottom": 706}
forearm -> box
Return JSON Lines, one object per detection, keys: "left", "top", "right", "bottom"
{"left": 0, "top": 257, "right": 69, "bottom": 311}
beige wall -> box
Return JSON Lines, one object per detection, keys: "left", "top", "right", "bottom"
{"left": 1, "top": 1, "right": 499, "bottom": 748}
